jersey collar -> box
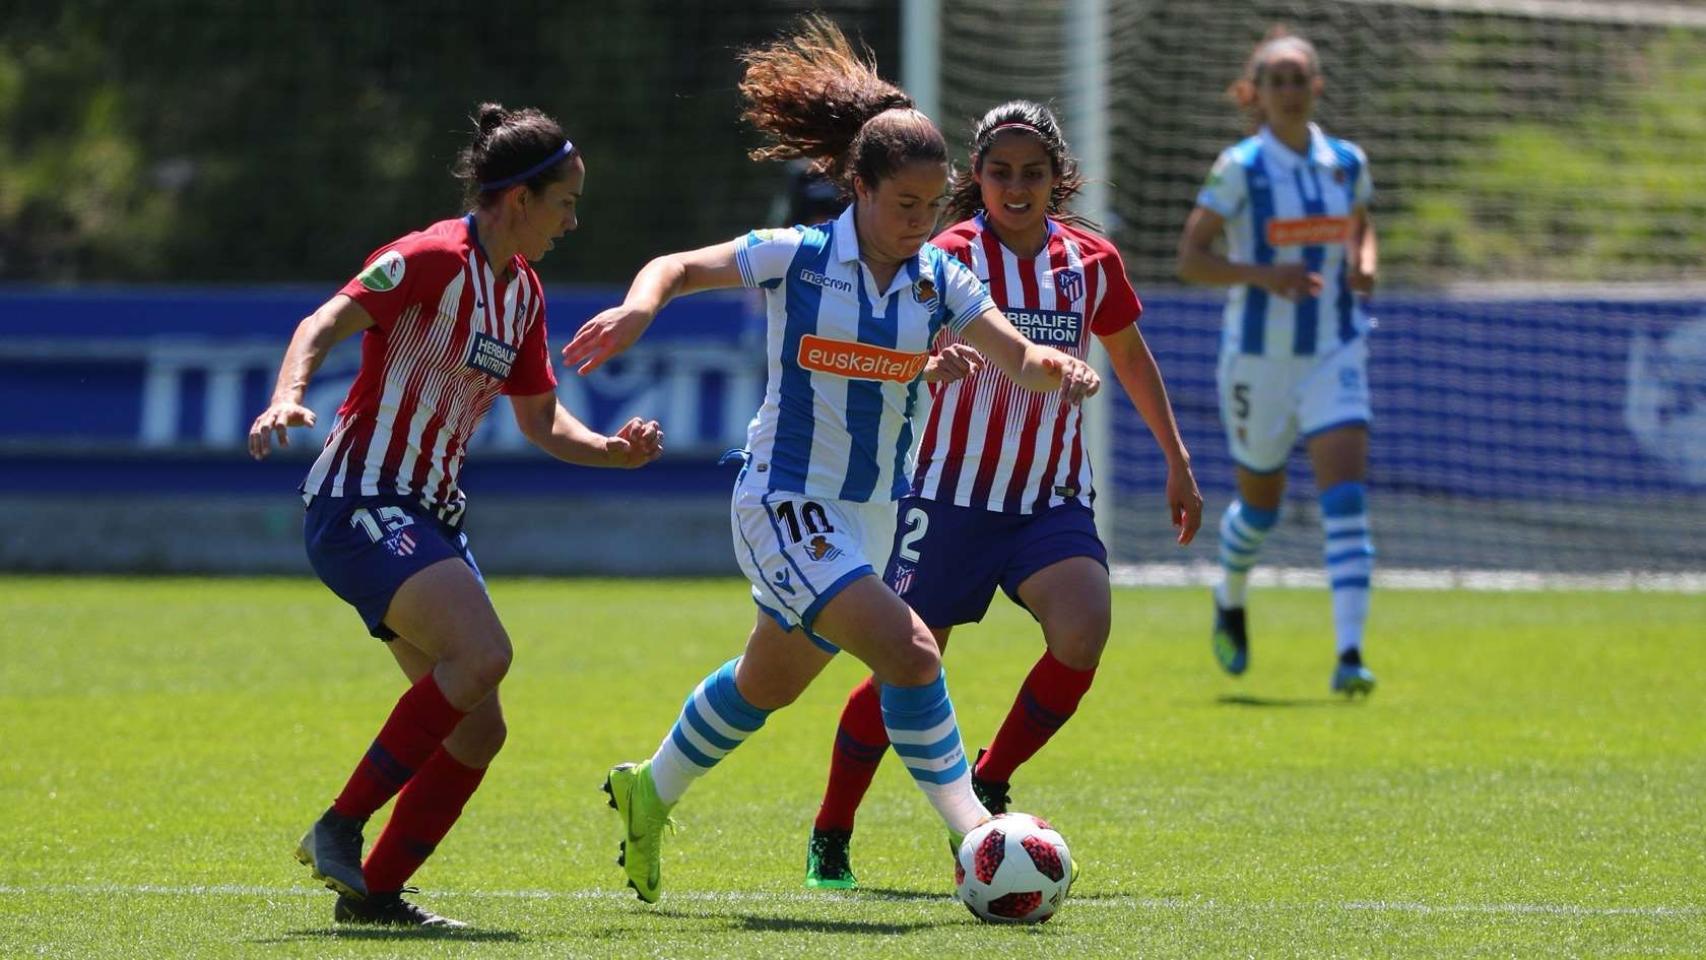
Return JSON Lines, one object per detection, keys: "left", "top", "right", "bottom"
{"left": 832, "top": 204, "right": 861, "bottom": 263}
{"left": 1257, "top": 122, "right": 1336, "bottom": 170}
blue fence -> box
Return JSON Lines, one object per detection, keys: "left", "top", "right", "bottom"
{"left": 1119, "top": 291, "right": 1706, "bottom": 501}
{"left": 3, "top": 287, "right": 1703, "bottom": 504}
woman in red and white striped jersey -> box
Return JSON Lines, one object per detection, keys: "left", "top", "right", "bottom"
{"left": 247, "top": 102, "right": 662, "bottom": 927}
{"left": 803, "top": 99, "right": 1202, "bottom": 889}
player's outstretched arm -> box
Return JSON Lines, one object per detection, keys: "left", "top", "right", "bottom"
{"left": 561, "top": 240, "right": 747, "bottom": 375}
{"left": 958, "top": 306, "right": 1100, "bottom": 404}
{"left": 248, "top": 295, "right": 375, "bottom": 460}
{"left": 1100, "top": 324, "right": 1203, "bottom": 546}
{"left": 510, "top": 392, "right": 663, "bottom": 469}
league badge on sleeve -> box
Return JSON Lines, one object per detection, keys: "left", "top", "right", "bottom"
{"left": 356, "top": 250, "right": 406, "bottom": 292}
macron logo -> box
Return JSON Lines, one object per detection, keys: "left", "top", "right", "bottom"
{"left": 799, "top": 268, "right": 854, "bottom": 293}
{"left": 797, "top": 334, "right": 928, "bottom": 383}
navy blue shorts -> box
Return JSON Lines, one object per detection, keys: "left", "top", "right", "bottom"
{"left": 303, "top": 494, "right": 485, "bottom": 640}
{"left": 883, "top": 497, "right": 1106, "bottom": 628}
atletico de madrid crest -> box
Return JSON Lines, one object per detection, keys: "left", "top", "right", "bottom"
{"left": 384, "top": 529, "right": 417, "bottom": 557}
{"left": 891, "top": 563, "right": 916, "bottom": 595}
{"left": 1055, "top": 269, "right": 1084, "bottom": 303}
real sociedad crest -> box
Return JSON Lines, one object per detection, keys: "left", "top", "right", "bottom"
{"left": 1055, "top": 268, "right": 1084, "bottom": 303}
{"left": 912, "top": 276, "right": 940, "bottom": 312}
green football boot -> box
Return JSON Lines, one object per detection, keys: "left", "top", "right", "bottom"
{"left": 602, "top": 761, "right": 676, "bottom": 903}
{"left": 804, "top": 828, "right": 857, "bottom": 889}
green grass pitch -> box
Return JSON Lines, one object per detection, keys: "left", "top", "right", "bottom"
{"left": 2, "top": 577, "right": 1702, "bottom": 958}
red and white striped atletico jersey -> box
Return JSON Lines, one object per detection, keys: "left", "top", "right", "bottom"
{"left": 911, "top": 215, "right": 1141, "bottom": 514}
{"left": 301, "top": 216, "right": 557, "bottom": 524}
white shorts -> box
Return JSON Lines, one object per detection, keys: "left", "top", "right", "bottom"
{"left": 1217, "top": 336, "right": 1372, "bottom": 473}
{"left": 730, "top": 471, "right": 897, "bottom": 653}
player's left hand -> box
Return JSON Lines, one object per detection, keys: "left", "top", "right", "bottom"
{"left": 1041, "top": 353, "right": 1101, "bottom": 405}
{"left": 923, "top": 344, "right": 984, "bottom": 384}
{"left": 1166, "top": 458, "right": 1205, "bottom": 546}
{"left": 603, "top": 417, "right": 664, "bottom": 468}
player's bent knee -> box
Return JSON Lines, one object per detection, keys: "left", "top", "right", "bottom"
{"left": 878, "top": 635, "right": 943, "bottom": 687}
{"left": 1050, "top": 629, "right": 1108, "bottom": 671}
{"left": 454, "top": 640, "right": 513, "bottom": 695}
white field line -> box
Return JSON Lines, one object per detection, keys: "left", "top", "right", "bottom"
{"left": 0, "top": 884, "right": 1699, "bottom": 918}
{"left": 1110, "top": 562, "right": 1706, "bottom": 593}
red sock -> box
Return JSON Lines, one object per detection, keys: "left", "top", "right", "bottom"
{"left": 813, "top": 676, "right": 890, "bottom": 832}
{"left": 331, "top": 673, "right": 467, "bottom": 819}
{"left": 362, "top": 748, "right": 487, "bottom": 894}
{"left": 976, "top": 651, "right": 1096, "bottom": 783}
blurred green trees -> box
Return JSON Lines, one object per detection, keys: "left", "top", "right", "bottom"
{"left": 0, "top": 0, "right": 898, "bottom": 284}
{"left": 1, "top": 2, "right": 1700, "bottom": 286}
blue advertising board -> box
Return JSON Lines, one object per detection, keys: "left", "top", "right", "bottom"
{"left": 2, "top": 286, "right": 1702, "bottom": 501}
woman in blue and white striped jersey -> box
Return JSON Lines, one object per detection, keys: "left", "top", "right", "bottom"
{"left": 1178, "top": 26, "right": 1380, "bottom": 697}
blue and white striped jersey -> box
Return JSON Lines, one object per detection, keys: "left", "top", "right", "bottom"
{"left": 1196, "top": 123, "right": 1374, "bottom": 358}
{"left": 734, "top": 205, "right": 995, "bottom": 503}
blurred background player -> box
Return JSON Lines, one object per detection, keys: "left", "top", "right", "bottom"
{"left": 248, "top": 103, "right": 663, "bottom": 927}
{"left": 769, "top": 158, "right": 848, "bottom": 227}
{"left": 1176, "top": 28, "right": 1380, "bottom": 696}
{"left": 803, "top": 100, "right": 1204, "bottom": 889}
{"left": 560, "top": 16, "right": 1102, "bottom": 904}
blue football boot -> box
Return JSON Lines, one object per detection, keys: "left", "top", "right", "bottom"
{"left": 1212, "top": 603, "right": 1249, "bottom": 676}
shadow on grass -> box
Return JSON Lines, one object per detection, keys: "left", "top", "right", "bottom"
{"left": 252, "top": 927, "right": 523, "bottom": 944}
{"left": 735, "top": 914, "right": 945, "bottom": 934}
{"left": 1216, "top": 693, "right": 1354, "bottom": 708}
{"left": 642, "top": 897, "right": 956, "bottom": 935}
{"left": 847, "top": 886, "right": 949, "bottom": 903}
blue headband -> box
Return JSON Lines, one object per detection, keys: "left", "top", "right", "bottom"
{"left": 479, "top": 140, "right": 575, "bottom": 192}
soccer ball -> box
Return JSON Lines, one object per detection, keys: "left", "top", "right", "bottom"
{"left": 954, "top": 812, "right": 1073, "bottom": 924}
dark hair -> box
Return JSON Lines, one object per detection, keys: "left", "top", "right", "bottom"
{"left": 453, "top": 102, "right": 575, "bottom": 208}
{"left": 944, "top": 99, "right": 1094, "bottom": 230}
{"left": 738, "top": 15, "right": 946, "bottom": 199}
{"left": 1228, "top": 26, "right": 1324, "bottom": 129}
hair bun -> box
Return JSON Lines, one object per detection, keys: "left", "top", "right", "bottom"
{"left": 474, "top": 103, "right": 510, "bottom": 137}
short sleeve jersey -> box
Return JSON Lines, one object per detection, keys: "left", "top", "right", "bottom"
{"left": 302, "top": 215, "right": 556, "bottom": 524}
{"left": 912, "top": 214, "right": 1141, "bottom": 514}
{"left": 733, "top": 205, "right": 997, "bottom": 503}
{"left": 1196, "top": 122, "right": 1374, "bottom": 358}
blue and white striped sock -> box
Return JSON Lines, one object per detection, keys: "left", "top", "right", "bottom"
{"left": 1320, "top": 481, "right": 1374, "bottom": 658}
{"left": 648, "top": 658, "right": 771, "bottom": 805}
{"left": 1217, "top": 499, "right": 1280, "bottom": 608}
{"left": 881, "top": 671, "right": 989, "bottom": 835}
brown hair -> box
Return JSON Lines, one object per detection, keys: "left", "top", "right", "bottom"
{"left": 452, "top": 102, "right": 575, "bottom": 208}
{"left": 739, "top": 15, "right": 946, "bottom": 199}
{"left": 944, "top": 99, "right": 1094, "bottom": 230}
{"left": 1227, "top": 26, "right": 1325, "bottom": 129}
